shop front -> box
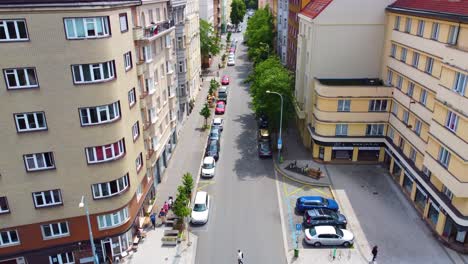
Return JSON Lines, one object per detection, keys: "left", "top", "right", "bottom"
{"left": 331, "top": 146, "right": 353, "bottom": 161}
{"left": 402, "top": 172, "right": 414, "bottom": 196}
{"left": 98, "top": 229, "right": 133, "bottom": 262}
{"left": 357, "top": 147, "right": 380, "bottom": 161}
{"left": 443, "top": 217, "right": 468, "bottom": 248}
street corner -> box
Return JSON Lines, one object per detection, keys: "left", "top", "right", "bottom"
{"left": 277, "top": 172, "right": 334, "bottom": 250}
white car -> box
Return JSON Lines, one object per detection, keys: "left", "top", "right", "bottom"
{"left": 227, "top": 57, "right": 235, "bottom": 66}
{"left": 201, "top": 156, "right": 216, "bottom": 177}
{"left": 304, "top": 226, "right": 354, "bottom": 247}
{"left": 212, "top": 117, "right": 224, "bottom": 131}
{"left": 191, "top": 191, "right": 210, "bottom": 224}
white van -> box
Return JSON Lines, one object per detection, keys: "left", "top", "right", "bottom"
{"left": 191, "top": 191, "right": 210, "bottom": 224}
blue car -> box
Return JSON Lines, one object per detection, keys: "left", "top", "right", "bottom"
{"left": 296, "top": 196, "right": 339, "bottom": 213}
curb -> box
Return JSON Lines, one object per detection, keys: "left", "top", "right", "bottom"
{"left": 273, "top": 161, "right": 331, "bottom": 188}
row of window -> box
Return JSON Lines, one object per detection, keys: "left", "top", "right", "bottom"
{"left": 387, "top": 69, "right": 429, "bottom": 107}
{"left": 333, "top": 124, "right": 385, "bottom": 136}
{"left": 0, "top": 15, "right": 129, "bottom": 42}
{"left": 336, "top": 99, "right": 388, "bottom": 112}
{"left": 390, "top": 43, "right": 467, "bottom": 96}
{"left": 393, "top": 15, "right": 459, "bottom": 45}
{"left": 0, "top": 206, "right": 130, "bottom": 247}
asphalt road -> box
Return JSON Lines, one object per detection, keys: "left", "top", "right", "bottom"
{"left": 193, "top": 30, "right": 287, "bottom": 263}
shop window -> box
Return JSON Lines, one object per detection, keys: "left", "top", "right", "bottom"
{"left": 427, "top": 202, "right": 439, "bottom": 226}
{"left": 403, "top": 173, "right": 413, "bottom": 194}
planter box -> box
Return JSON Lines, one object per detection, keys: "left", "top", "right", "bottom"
{"left": 162, "top": 230, "right": 180, "bottom": 246}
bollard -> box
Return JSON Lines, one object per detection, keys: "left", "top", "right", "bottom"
{"left": 294, "top": 248, "right": 299, "bottom": 258}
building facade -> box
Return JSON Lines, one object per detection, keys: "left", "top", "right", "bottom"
{"left": 295, "top": 0, "right": 468, "bottom": 252}
{"left": 199, "top": 0, "right": 214, "bottom": 24}
{"left": 286, "top": 0, "right": 311, "bottom": 71}
{"left": 185, "top": 0, "right": 202, "bottom": 107}
{"left": 277, "top": 0, "right": 288, "bottom": 65}
{"left": 0, "top": 0, "right": 179, "bottom": 263}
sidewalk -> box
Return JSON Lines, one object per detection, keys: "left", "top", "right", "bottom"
{"left": 122, "top": 43, "right": 225, "bottom": 264}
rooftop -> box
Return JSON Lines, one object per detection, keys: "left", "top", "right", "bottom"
{"left": 387, "top": 0, "right": 468, "bottom": 22}
{"left": 300, "top": 0, "right": 333, "bottom": 19}
{"left": 317, "top": 78, "right": 384, "bottom": 86}
{"left": 0, "top": 0, "right": 140, "bottom": 7}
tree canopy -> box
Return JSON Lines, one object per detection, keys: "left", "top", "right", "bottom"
{"left": 199, "top": 19, "right": 221, "bottom": 58}
{"left": 245, "top": 6, "right": 274, "bottom": 62}
{"left": 248, "top": 56, "right": 294, "bottom": 130}
{"left": 230, "top": 0, "right": 247, "bottom": 27}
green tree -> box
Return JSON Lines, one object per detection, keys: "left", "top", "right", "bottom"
{"left": 248, "top": 56, "right": 294, "bottom": 130}
{"left": 200, "top": 19, "right": 221, "bottom": 58}
{"left": 250, "top": 42, "right": 270, "bottom": 65}
{"left": 173, "top": 186, "right": 191, "bottom": 228}
{"left": 182, "top": 173, "right": 194, "bottom": 198}
{"left": 247, "top": 0, "right": 256, "bottom": 9}
{"left": 199, "top": 103, "right": 211, "bottom": 126}
{"left": 245, "top": 6, "right": 274, "bottom": 60}
{"left": 231, "top": 0, "right": 247, "bottom": 28}
{"left": 209, "top": 79, "right": 220, "bottom": 96}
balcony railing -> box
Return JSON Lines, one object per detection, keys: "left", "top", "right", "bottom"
{"left": 144, "top": 20, "right": 174, "bottom": 38}
{"left": 146, "top": 149, "right": 155, "bottom": 159}
{"left": 140, "top": 90, "right": 149, "bottom": 99}
{"left": 143, "top": 121, "right": 151, "bottom": 131}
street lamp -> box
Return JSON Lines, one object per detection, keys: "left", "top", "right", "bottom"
{"left": 79, "top": 196, "right": 99, "bottom": 264}
{"left": 266, "top": 90, "right": 283, "bottom": 162}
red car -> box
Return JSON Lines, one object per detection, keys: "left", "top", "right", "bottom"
{"left": 229, "top": 47, "right": 236, "bottom": 53}
{"left": 215, "top": 101, "right": 225, "bottom": 114}
{"left": 221, "top": 75, "right": 229, "bottom": 85}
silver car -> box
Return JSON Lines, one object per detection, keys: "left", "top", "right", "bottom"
{"left": 304, "top": 225, "right": 354, "bottom": 247}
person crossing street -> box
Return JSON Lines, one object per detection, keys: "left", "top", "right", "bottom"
{"left": 237, "top": 249, "right": 244, "bottom": 264}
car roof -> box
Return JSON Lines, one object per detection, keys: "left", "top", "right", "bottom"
{"left": 194, "top": 191, "right": 207, "bottom": 204}
{"left": 260, "top": 129, "right": 269, "bottom": 136}
{"left": 223, "top": 75, "right": 228, "bottom": 79}
{"left": 203, "top": 156, "right": 215, "bottom": 163}
{"left": 314, "top": 226, "right": 337, "bottom": 235}
{"left": 219, "top": 86, "right": 228, "bottom": 92}
{"left": 299, "top": 196, "right": 324, "bottom": 202}
{"left": 213, "top": 118, "right": 223, "bottom": 123}
{"left": 217, "top": 101, "right": 225, "bottom": 105}
{"left": 306, "top": 208, "right": 328, "bottom": 217}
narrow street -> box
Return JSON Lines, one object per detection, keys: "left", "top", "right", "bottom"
{"left": 193, "top": 29, "right": 286, "bottom": 263}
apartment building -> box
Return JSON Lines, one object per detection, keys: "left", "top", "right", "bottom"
{"left": 213, "top": 0, "right": 221, "bottom": 32}
{"left": 286, "top": 0, "right": 311, "bottom": 71}
{"left": 0, "top": 0, "right": 178, "bottom": 263}
{"left": 382, "top": 0, "right": 468, "bottom": 251}
{"left": 277, "top": 0, "right": 288, "bottom": 65}
{"left": 185, "top": 0, "right": 202, "bottom": 104}
{"left": 199, "top": 0, "right": 214, "bottom": 24}
{"left": 295, "top": 0, "right": 468, "bottom": 252}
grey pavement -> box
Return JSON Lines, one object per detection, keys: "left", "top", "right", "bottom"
{"left": 193, "top": 25, "right": 286, "bottom": 264}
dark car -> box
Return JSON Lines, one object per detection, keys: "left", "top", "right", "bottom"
{"left": 258, "top": 114, "right": 268, "bottom": 129}
{"left": 205, "top": 140, "right": 220, "bottom": 161}
{"left": 303, "top": 208, "right": 347, "bottom": 228}
{"left": 296, "top": 196, "right": 339, "bottom": 213}
{"left": 209, "top": 128, "right": 221, "bottom": 141}
{"left": 258, "top": 141, "right": 272, "bottom": 158}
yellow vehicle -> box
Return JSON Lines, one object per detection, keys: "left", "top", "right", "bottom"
{"left": 258, "top": 129, "right": 270, "bottom": 141}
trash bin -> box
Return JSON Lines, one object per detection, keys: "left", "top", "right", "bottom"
{"left": 294, "top": 248, "right": 299, "bottom": 258}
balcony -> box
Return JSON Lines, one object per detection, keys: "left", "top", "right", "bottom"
{"left": 429, "top": 121, "right": 468, "bottom": 161}
{"left": 424, "top": 154, "right": 468, "bottom": 197}
{"left": 143, "top": 121, "right": 151, "bottom": 131}
{"left": 137, "top": 62, "right": 147, "bottom": 75}
{"left": 140, "top": 90, "right": 149, "bottom": 99}
{"left": 314, "top": 79, "right": 392, "bottom": 98}
{"left": 133, "top": 20, "right": 175, "bottom": 42}
{"left": 146, "top": 148, "right": 155, "bottom": 160}
{"left": 314, "top": 108, "right": 389, "bottom": 123}
{"left": 166, "top": 66, "right": 175, "bottom": 76}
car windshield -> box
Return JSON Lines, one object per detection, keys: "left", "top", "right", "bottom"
{"left": 309, "top": 228, "right": 317, "bottom": 236}
{"left": 210, "top": 132, "right": 219, "bottom": 138}
{"left": 208, "top": 143, "right": 218, "bottom": 151}
{"left": 335, "top": 227, "right": 343, "bottom": 237}
{"left": 260, "top": 143, "right": 270, "bottom": 151}
{"left": 203, "top": 162, "right": 214, "bottom": 169}
{"left": 217, "top": 104, "right": 225, "bottom": 109}
{"left": 193, "top": 203, "right": 206, "bottom": 212}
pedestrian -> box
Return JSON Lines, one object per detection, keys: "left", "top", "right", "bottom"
{"left": 163, "top": 201, "right": 169, "bottom": 213}
{"left": 168, "top": 196, "right": 174, "bottom": 210}
{"left": 237, "top": 249, "right": 244, "bottom": 264}
{"left": 159, "top": 208, "right": 166, "bottom": 224}
{"left": 371, "top": 245, "right": 378, "bottom": 262}
{"left": 150, "top": 213, "right": 156, "bottom": 229}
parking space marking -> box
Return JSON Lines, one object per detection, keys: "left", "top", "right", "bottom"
{"left": 197, "top": 180, "right": 215, "bottom": 191}
{"left": 284, "top": 182, "right": 333, "bottom": 199}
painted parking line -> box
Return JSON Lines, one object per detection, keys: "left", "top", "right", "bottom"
{"left": 284, "top": 181, "right": 333, "bottom": 199}
{"left": 197, "top": 180, "right": 215, "bottom": 191}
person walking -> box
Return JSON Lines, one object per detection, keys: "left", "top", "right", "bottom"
{"left": 150, "top": 213, "right": 156, "bottom": 230}
{"left": 371, "top": 245, "right": 378, "bottom": 262}
{"left": 237, "top": 249, "right": 244, "bottom": 264}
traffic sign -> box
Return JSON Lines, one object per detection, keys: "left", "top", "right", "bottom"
{"left": 277, "top": 138, "right": 283, "bottom": 150}
{"left": 296, "top": 223, "right": 302, "bottom": 231}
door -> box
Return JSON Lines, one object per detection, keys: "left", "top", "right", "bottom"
{"left": 101, "top": 239, "right": 113, "bottom": 262}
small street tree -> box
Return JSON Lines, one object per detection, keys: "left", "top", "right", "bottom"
{"left": 173, "top": 186, "right": 191, "bottom": 230}
{"left": 200, "top": 19, "right": 220, "bottom": 68}
{"left": 182, "top": 173, "right": 194, "bottom": 198}
{"left": 209, "top": 79, "right": 220, "bottom": 96}
{"left": 231, "top": 0, "right": 247, "bottom": 28}
{"left": 199, "top": 103, "right": 211, "bottom": 127}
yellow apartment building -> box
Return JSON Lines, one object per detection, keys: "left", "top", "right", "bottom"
{"left": 0, "top": 0, "right": 179, "bottom": 263}
{"left": 295, "top": 0, "right": 468, "bottom": 252}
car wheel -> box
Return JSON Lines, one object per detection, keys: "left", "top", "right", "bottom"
{"left": 314, "top": 242, "right": 322, "bottom": 247}
{"left": 343, "top": 242, "right": 351, "bottom": 247}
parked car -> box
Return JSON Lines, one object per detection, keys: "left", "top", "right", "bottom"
{"left": 258, "top": 129, "right": 270, "bottom": 142}
{"left": 209, "top": 128, "right": 221, "bottom": 141}
{"left": 191, "top": 191, "right": 211, "bottom": 224}
{"left": 215, "top": 101, "right": 226, "bottom": 114}
{"left": 304, "top": 226, "right": 354, "bottom": 247}
{"left": 258, "top": 141, "right": 272, "bottom": 158}
{"left": 221, "top": 75, "right": 230, "bottom": 85}
{"left": 201, "top": 156, "right": 216, "bottom": 178}
{"left": 296, "top": 196, "right": 339, "bottom": 213}
{"left": 237, "top": 25, "right": 242, "bottom": 32}
{"left": 205, "top": 139, "right": 220, "bottom": 160}
{"left": 227, "top": 57, "right": 235, "bottom": 66}
{"left": 303, "top": 208, "right": 347, "bottom": 228}
{"left": 212, "top": 118, "right": 224, "bottom": 131}
{"left": 258, "top": 114, "right": 268, "bottom": 128}
{"left": 229, "top": 47, "right": 236, "bottom": 54}
{"left": 217, "top": 86, "right": 228, "bottom": 103}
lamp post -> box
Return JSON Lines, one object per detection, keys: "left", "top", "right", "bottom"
{"left": 266, "top": 90, "right": 283, "bottom": 162}
{"left": 79, "top": 196, "right": 99, "bottom": 264}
